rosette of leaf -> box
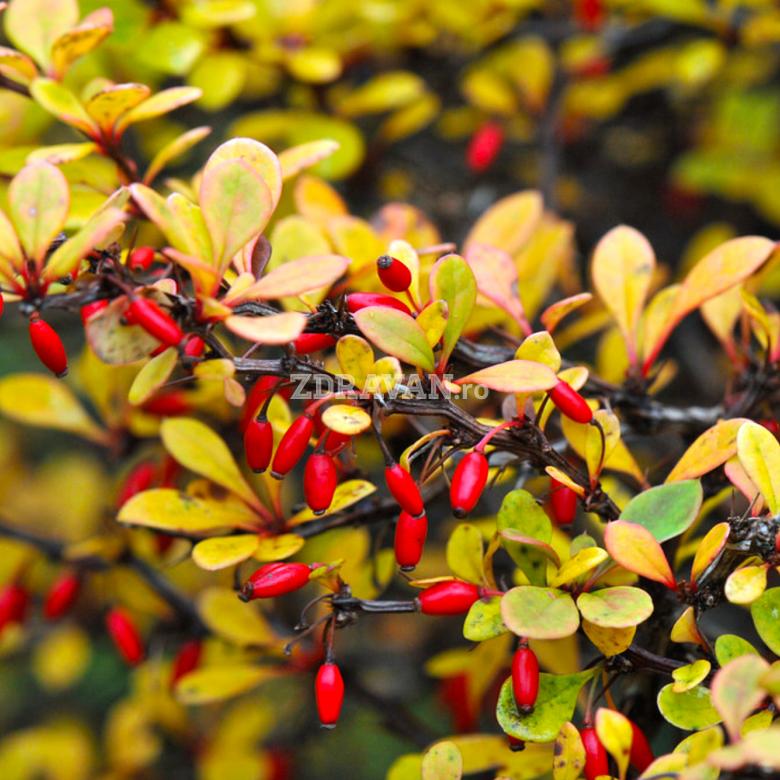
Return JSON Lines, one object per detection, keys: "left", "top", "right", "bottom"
{"left": 28, "top": 76, "right": 204, "bottom": 182}
{"left": 1, "top": 0, "right": 113, "bottom": 84}
{"left": 130, "top": 137, "right": 353, "bottom": 347}
{"left": 0, "top": 161, "right": 126, "bottom": 301}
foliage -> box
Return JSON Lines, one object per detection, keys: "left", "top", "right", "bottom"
{"left": 0, "top": 2, "right": 780, "bottom": 780}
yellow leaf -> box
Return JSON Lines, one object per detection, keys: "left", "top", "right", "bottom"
{"left": 670, "top": 606, "right": 705, "bottom": 646}
{"left": 421, "top": 741, "right": 463, "bottom": 780}
{"left": 338, "top": 71, "right": 425, "bottom": 117}
{"left": 737, "top": 420, "right": 780, "bottom": 513}
{"left": 550, "top": 548, "right": 608, "bottom": 588}
{"left": 604, "top": 521, "right": 676, "bottom": 589}
{"left": 128, "top": 348, "right": 178, "bottom": 406}
{"left": 161, "top": 418, "right": 261, "bottom": 510}
{"left": 595, "top": 707, "right": 632, "bottom": 780}
{"left": 0, "top": 373, "right": 107, "bottom": 444}
{"left": 118, "top": 487, "right": 259, "bottom": 534}
{"left": 582, "top": 620, "right": 635, "bottom": 657}
{"left": 515, "top": 330, "right": 561, "bottom": 372}
{"left": 690, "top": 522, "right": 730, "bottom": 584}
{"left": 336, "top": 334, "right": 373, "bottom": 389}
{"left": 279, "top": 140, "right": 340, "bottom": 180}
{"left": 225, "top": 312, "right": 307, "bottom": 345}
{"left": 192, "top": 535, "right": 259, "bottom": 571}
{"left": 144, "top": 125, "right": 211, "bottom": 184}
{"left": 321, "top": 404, "right": 371, "bottom": 435}
{"left": 50, "top": 13, "right": 113, "bottom": 78}
{"left": 364, "top": 356, "right": 402, "bottom": 395}
{"left": 176, "top": 665, "right": 275, "bottom": 705}
{"left": 288, "top": 479, "right": 375, "bottom": 526}
{"left": 544, "top": 466, "right": 586, "bottom": 497}
{"left": 456, "top": 360, "right": 557, "bottom": 394}
{"left": 672, "top": 660, "right": 711, "bottom": 693}
{"left": 253, "top": 534, "right": 305, "bottom": 562}
{"left": 592, "top": 225, "right": 655, "bottom": 361}
{"left": 86, "top": 83, "right": 150, "bottom": 135}
{"left": 30, "top": 78, "right": 97, "bottom": 136}
{"left": 116, "top": 86, "right": 203, "bottom": 133}
{"left": 32, "top": 624, "right": 90, "bottom": 692}
{"left": 553, "top": 722, "right": 586, "bottom": 780}
{"left": 666, "top": 418, "right": 749, "bottom": 482}
{"left": 724, "top": 564, "right": 768, "bottom": 605}
{"left": 446, "top": 524, "right": 485, "bottom": 584}
{"left": 197, "top": 587, "right": 277, "bottom": 647}
{"left": 465, "top": 190, "right": 543, "bottom": 256}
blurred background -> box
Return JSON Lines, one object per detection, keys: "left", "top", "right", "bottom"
{"left": 0, "top": 1, "right": 779, "bottom": 778}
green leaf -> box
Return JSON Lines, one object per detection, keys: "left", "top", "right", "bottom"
{"left": 353, "top": 306, "right": 435, "bottom": 372}
{"left": 714, "top": 634, "right": 759, "bottom": 666}
{"left": 657, "top": 684, "right": 722, "bottom": 730}
{"left": 199, "top": 157, "right": 273, "bottom": 274}
{"left": 497, "top": 489, "right": 552, "bottom": 586}
{"left": 429, "top": 254, "right": 477, "bottom": 369}
{"left": 751, "top": 587, "right": 780, "bottom": 655}
{"left": 576, "top": 586, "right": 654, "bottom": 628}
{"left": 9, "top": 162, "right": 70, "bottom": 265}
{"left": 135, "top": 21, "right": 206, "bottom": 76}
{"left": 618, "top": 480, "right": 703, "bottom": 542}
{"left": 30, "top": 78, "right": 98, "bottom": 136}
{"left": 501, "top": 587, "right": 580, "bottom": 640}
{"left": 496, "top": 670, "right": 595, "bottom": 742}
{"left": 463, "top": 597, "right": 507, "bottom": 642}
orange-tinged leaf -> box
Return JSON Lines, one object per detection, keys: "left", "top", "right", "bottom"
{"left": 199, "top": 158, "right": 273, "bottom": 273}
{"left": 241, "top": 254, "right": 349, "bottom": 300}
{"left": 50, "top": 12, "right": 113, "bottom": 78}
{"left": 116, "top": 86, "right": 203, "bottom": 132}
{"left": 464, "top": 190, "right": 543, "bottom": 255}
{"left": 9, "top": 162, "right": 69, "bottom": 266}
{"left": 224, "top": 312, "right": 307, "bottom": 345}
{"left": 30, "top": 78, "right": 97, "bottom": 136}
{"left": 456, "top": 360, "right": 558, "bottom": 394}
{"left": 643, "top": 237, "right": 776, "bottom": 372}
{"left": 666, "top": 418, "right": 749, "bottom": 482}
{"left": 279, "top": 139, "right": 340, "bottom": 180}
{"left": 85, "top": 83, "right": 150, "bottom": 134}
{"left": 160, "top": 417, "right": 261, "bottom": 510}
{"left": 0, "top": 45, "right": 37, "bottom": 85}
{"left": 736, "top": 420, "right": 780, "bottom": 514}
{"left": 540, "top": 293, "right": 593, "bottom": 333}
{"left": 690, "top": 522, "right": 729, "bottom": 584}
{"left": 144, "top": 125, "right": 211, "bottom": 184}
{"left": 353, "top": 306, "right": 435, "bottom": 372}
{"left": 576, "top": 586, "right": 653, "bottom": 628}
{"left": 465, "top": 242, "right": 529, "bottom": 330}
{"left": 711, "top": 655, "right": 769, "bottom": 743}
{"left": 604, "top": 520, "right": 676, "bottom": 588}
{"left": 4, "top": 0, "right": 78, "bottom": 69}
{"left": 592, "top": 225, "right": 655, "bottom": 361}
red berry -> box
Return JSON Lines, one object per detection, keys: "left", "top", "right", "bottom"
{"left": 183, "top": 335, "right": 205, "bottom": 357}
{"left": 155, "top": 534, "right": 175, "bottom": 555}
{"left": 127, "top": 298, "right": 183, "bottom": 347}
{"left": 507, "top": 736, "right": 525, "bottom": 752}
{"left": 271, "top": 415, "right": 314, "bottom": 478}
{"left": 117, "top": 460, "right": 156, "bottom": 507}
{"left": 511, "top": 646, "right": 539, "bottom": 712}
{"left": 467, "top": 121, "right": 504, "bottom": 173}
{"left": 575, "top": 0, "right": 605, "bottom": 30}
{"left": 0, "top": 583, "right": 28, "bottom": 631}
{"left": 376, "top": 255, "right": 412, "bottom": 293}
{"left": 304, "top": 453, "right": 338, "bottom": 515}
{"left": 105, "top": 607, "right": 145, "bottom": 666}
{"left": 418, "top": 580, "right": 481, "bottom": 615}
{"left": 0, "top": 291, "right": 4, "bottom": 318}
{"left": 581, "top": 727, "right": 609, "bottom": 780}
{"left": 384, "top": 463, "right": 424, "bottom": 518}
{"left": 240, "top": 376, "right": 285, "bottom": 432}
{"left": 293, "top": 333, "right": 337, "bottom": 354}
{"left": 324, "top": 430, "right": 351, "bottom": 454}
{"left": 170, "top": 639, "right": 202, "bottom": 687}
{"left": 29, "top": 314, "right": 67, "bottom": 377}
{"left": 80, "top": 299, "right": 108, "bottom": 324}
{"left": 240, "top": 562, "right": 312, "bottom": 600}
{"left": 440, "top": 673, "right": 477, "bottom": 733}
{"left": 129, "top": 246, "right": 155, "bottom": 270}
{"left": 550, "top": 380, "right": 593, "bottom": 423}
{"left": 315, "top": 662, "right": 344, "bottom": 728}
{"left": 244, "top": 418, "right": 274, "bottom": 473}
{"left": 43, "top": 571, "right": 81, "bottom": 620}
{"left": 142, "top": 391, "right": 189, "bottom": 416}
{"left": 629, "top": 720, "right": 654, "bottom": 772}
{"left": 550, "top": 478, "right": 577, "bottom": 525}
{"left": 345, "top": 293, "right": 412, "bottom": 316}
{"left": 394, "top": 510, "right": 428, "bottom": 571}
{"left": 450, "top": 451, "right": 489, "bottom": 518}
